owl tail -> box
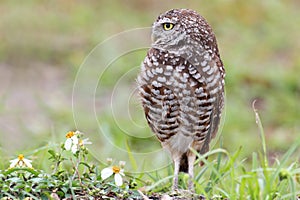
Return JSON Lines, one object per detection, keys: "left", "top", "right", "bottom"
{"left": 179, "top": 153, "right": 189, "bottom": 173}
{"left": 179, "top": 151, "right": 208, "bottom": 173}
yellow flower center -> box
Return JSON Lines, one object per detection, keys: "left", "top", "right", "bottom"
{"left": 112, "top": 166, "right": 120, "bottom": 174}
{"left": 18, "top": 154, "right": 24, "bottom": 160}
{"left": 66, "top": 131, "right": 75, "bottom": 138}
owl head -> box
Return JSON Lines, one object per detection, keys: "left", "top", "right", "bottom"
{"left": 151, "top": 9, "right": 218, "bottom": 55}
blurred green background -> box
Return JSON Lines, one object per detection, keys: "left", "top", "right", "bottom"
{"left": 0, "top": 0, "right": 299, "bottom": 170}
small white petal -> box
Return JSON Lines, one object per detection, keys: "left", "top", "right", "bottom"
{"left": 72, "top": 136, "right": 79, "bottom": 145}
{"left": 65, "top": 138, "right": 72, "bottom": 150}
{"left": 9, "top": 159, "right": 19, "bottom": 168}
{"left": 101, "top": 168, "right": 113, "bottom": 180}
{"left": 119, "top": 169, "right": 125, "bottom": 176}
{"left": 19, "top": 161, "right": 24, "bottom": 167}
{"left": 23, "top": 158, "right": 33, "bottom": 168}
{"left": 114, "top": 173, "right": 123, "bottom": 186}
{"left": 82, "top": 138, "right": 92, "bottom": 145}
{"left": 71, "top": 144, "right": 78, "bottom": 154}
{"left": 119, "top": 161, "right": 126, "bottom": 167}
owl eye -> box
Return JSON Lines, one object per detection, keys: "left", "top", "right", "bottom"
{"left": 162, "top": 23, "right": 174, "bottom": 31}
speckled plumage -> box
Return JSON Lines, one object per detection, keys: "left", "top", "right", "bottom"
{"left": 137, "top": 9, "right": 225, "bottom": 190}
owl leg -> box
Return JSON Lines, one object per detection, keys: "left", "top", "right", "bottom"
{"left": 188, "top": 153, "right": 196, "bottom": 192}
{"left": 172, "top": 157, "right": 180, "bottom": 190}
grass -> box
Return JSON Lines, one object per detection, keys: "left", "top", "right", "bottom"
{"left": 1, "top": 0, "right": 298, "bottom": 158}
{"left": 0, "top": 109, "right": 299, "bottom": 199}
{"left": 142, "top": 106, "right": 300, "bottom": 199}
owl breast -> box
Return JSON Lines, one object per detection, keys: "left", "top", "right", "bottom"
{"left": 138, "top": 48, "right": 224, "bottom": 155}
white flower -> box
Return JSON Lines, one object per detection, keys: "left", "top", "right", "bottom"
{"left": 64, "top": 131, "right": 91, "bottom": 154}
{"left": 64, "top": 131, "right": 79, "bottom": 154}
{"left": 101, "top": 162, "right": 125, "bottom": 186}
{"left": 9, "top": 154, "right": 33, "bottom": 168}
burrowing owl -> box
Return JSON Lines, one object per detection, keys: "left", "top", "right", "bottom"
{"left": 137, "top": 9, "right": 225, "bottom": 190}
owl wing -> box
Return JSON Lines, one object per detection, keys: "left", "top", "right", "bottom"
{"left": 198, "top": 54, "right": 225, "bottom": 154}
{"left": 138, "top": 49, "right": 182, "bottom": 142}
{"left": 139, "top": 83, "right": 180, "bottom": 142}
{"left": 186, "top": 62, "right": 214, "bottom": 154}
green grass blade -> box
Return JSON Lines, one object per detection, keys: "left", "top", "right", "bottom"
{"left": 125, "top": 139, "right": 138, "bottom": 171}
{"left": 252, "top": 100, "right": 268, "bottom": 168}
{"left": 145, "top": 175, "right": 173, "bottom": 191}
{"left": 270, "top": 139, "right": 300, "bottom": 185}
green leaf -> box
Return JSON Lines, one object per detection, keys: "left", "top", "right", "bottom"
{"left": 48, "top": 149, "right": 56, "bottom": 158}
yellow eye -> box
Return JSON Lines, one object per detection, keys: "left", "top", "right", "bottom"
{"left": 163, "top": 23, "right": 174, "bottom": 31}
